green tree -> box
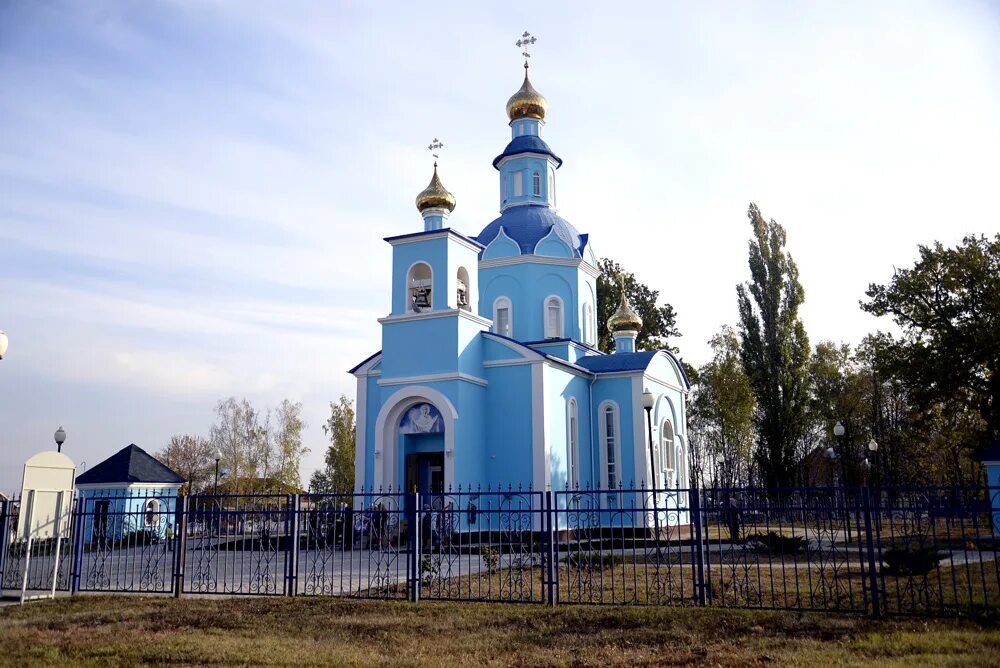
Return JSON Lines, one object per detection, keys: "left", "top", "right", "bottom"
{"left": 311, "top": 395, "right": 356, "bottom": 494}
{"left": 862, "top": 234, "right": 1000, "bottom": 454}
{"left": 269, "top": 399, "right": 308, "bottom": 491}
{"left": 157, "top": 434, "right": 214, "bottom": 494}
{"left": 596, "top": 258, "right": 680, "bottom": 354}
{"left": 736, "top": 203, "right": 811, "bottom": 488}
{"left": 688, "top": 326, "right": 757, "bottom": 487}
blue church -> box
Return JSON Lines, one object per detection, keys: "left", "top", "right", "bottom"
{"left": 350, "top": 60, "right": 690, "bottom": 505}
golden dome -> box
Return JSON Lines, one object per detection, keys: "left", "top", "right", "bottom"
{"left": 506, "top": 64, "right": 547, "bottom": 122}
{"left": 608, "top": 287, "right": 642, "bottom": 333}
{"left": 415, "top": 162, "right": 456, "bottom": 213}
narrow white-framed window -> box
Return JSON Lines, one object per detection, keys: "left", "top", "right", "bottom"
{"left": 144, "top": 498, "right": 161, "bottom": 527}
{"left": 492, "top": 296, "right": 512, "bottom": 337}
{"left": 567, "top": 398, "right": 579, "bottom": 488}
{"left": 514, "top": 171, "right": 523, "bottom": 197}
{"left": 549, "top": 166, "right": 556, "bottom": 206}
{"left": 532, "top": 171, "right": 541, "bottom": 196}
{"left": 501, "top": 173, "right": 507, "bottom": 203}
{"left": 544, "top": 295, "right": 563, "bottom": 339}
{"left": 601, "top": 402, "right": 620, "bottom": 489}
{"left": 407, "top": 262, "right": 433, "bottom": 312}
{"left": 582, "top": 302, "right": 594, "bottom": 345}
{"left": 661, "top": 419, "right": 676, "bottom": 481}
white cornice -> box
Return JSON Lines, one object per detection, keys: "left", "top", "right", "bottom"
{"left": 377, "top": 372, "right": 488, "bottom": 388}
{"left": 379, "top": 308, "right": 492, "bottom": 328}
{"left": 385, "top": 229, "right": 483, "bottom": 254}
{"left": 479, "top": 255, "right": 599, "bottom": 277}
{"left": 496, "top": 152, "right": 560, "bottom": 170}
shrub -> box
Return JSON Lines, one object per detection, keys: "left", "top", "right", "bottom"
{"left": 883, "top": 544, "right": 946, "bottom": 576}
{"left": 479, "top": 546, "right": 499, "bottom": 574}
{"left": 744, "top": 531, "right": 807, "bottom": 556}
{"left": 562, "top": 551, "right": 622, "bottom": 568}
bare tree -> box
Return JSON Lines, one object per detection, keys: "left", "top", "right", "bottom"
{"left": 157, "top": 434, "right": 214, "bottom": 494}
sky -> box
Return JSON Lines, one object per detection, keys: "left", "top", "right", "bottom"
{"left": 1, "top": 0, "right": 998, "bottom": 494}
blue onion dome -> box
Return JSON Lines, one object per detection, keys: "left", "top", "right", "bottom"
{"left": 506, "top": 64, "right": 547, "bottom": 122}
{"left": 415, "top": 162, "right": 456, "bottom": 213}
{"left": 608, "top": 287, "right": 642, "bottom": 333}
{"left": 476, "top": 204, "right": 586, "bottom": 257}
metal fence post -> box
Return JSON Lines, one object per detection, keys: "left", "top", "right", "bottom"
{"left": 407, "top": 491, "right": 421, "bottom": 602}
{"left": 172, "top": 495, "right": 188, "bottom": 598}
{"left": 70, "top": 496, "right": 86, "bottom": 594}
{"left": 861, "top": 486, "right": 882, "bottom": 618}
{"left": 690, "top": 487, "right": 707, "bottom": 606}
{"left": 287, "top": 494, "right": 300, "bottom": 597}
{"left": 0, "top": 499, "right": 8, "bottom": 587}
{"left": 544, "top": 490, "right": 556, "bottom": 606}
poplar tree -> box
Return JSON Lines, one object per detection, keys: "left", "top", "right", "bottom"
{"left": 311, "top": 395, "right": 356, "bottom": 494}
{"left": 736, "top": 203, "right": 811, "bottom": 488}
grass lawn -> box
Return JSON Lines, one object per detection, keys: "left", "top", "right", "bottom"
{"left": 0, "top": 596, "right": 998, "bottom": 667}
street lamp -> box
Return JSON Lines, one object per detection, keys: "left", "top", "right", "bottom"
{"left": 824, "top": 446, "right": 837, "bottom": 487}
{"left": 0, "top": 330, "right": 8, "bottom": 359}
{"left": 213, "top": 449, "right": 223, "bottom": 496}
{"left": 833, "top": 421, "right": 845, "bottom": 438}
{"left": 641, "top": 388, "right": 656, "bottom": 488}
{"left": 868, "top": 438, "right": 879, "bottom": 489}
{"left": 54, "top": 426, "right": 66, "bottom": 453}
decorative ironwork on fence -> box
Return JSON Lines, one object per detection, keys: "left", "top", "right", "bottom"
{"left": 1, "top": 485, "right": 997, "bottom": 617}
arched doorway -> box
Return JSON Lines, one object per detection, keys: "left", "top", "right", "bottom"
{"left": 373, "top": 386, "right": 458, "bottom": 492}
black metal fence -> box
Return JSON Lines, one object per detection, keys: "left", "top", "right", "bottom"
{"left": 2, "top": 485, "right": 998, "bottom": 617}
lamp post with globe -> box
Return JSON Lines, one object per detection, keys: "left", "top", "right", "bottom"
{"left": 54, "top": 426, "right": 66, "bottom": 453}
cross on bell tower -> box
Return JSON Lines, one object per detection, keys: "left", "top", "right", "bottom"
{"left": 516, "top": 31, "right": 537, "bottom": 68}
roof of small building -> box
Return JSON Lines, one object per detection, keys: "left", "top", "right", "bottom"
{"left": 76, "top": 444, "right": 185, "bottom": 486}
{"left": 476, "top": 204, "right": 586, "bottom": 257}
{"left": 492, "top": 135, "right": 562, "bottom": 169}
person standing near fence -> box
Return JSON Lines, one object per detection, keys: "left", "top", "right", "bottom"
{"left": 726, "top": 497, "right": 741, "bottom": 543}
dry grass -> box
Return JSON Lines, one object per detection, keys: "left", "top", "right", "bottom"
{"left": 1, "top": 595, "right": 999, "bottom": 667}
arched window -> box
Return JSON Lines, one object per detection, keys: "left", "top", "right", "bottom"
{"left": 544, "top": 296, "right": 563, "bottom": 339}
{"left": 532, "top": 171, "right": 541, "bottom": 196}
{"left": 144, "top": 498, "right": 161, "bottom": 527}
{"left": 407, "top": 262, "right": 433, "bottom": 312}
{"left": 513, "top": 171, "right": 523, "bottom": 197}
{"left": 492, "top": 296, "right": 512, "bottom": 337}
{"left": 567, "top": 398, "right": 579, "bottom": 488}
{"left": 456, "top": 267, "right": 471, "bottom": 311}
{"left": 582, "top": 303, "right": 594, "bottom": 345}
{"left": 662, "top": 419, "right": 676, "bottom": 478}
{"left": 602, "top": 403, "right": 620, "bottom": 489}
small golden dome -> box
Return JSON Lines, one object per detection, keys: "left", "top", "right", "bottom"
{"left": 608, "top": 287, "right": 642, "bottom": 333}
{"left": 415, "top": 162, "right": 456, "bottom": 214}
{"left": 506, "top": 64, "right": 547, "bottom": 122}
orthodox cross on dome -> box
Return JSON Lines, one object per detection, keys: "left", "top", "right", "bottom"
{"left": 428, "top": 137, "right": 444, "bottom": 165}
{"left": 516, "top": 30, "right": 537, "bottom": 67}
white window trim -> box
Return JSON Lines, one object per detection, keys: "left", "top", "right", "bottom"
{"left": 544, "top": 295, "right": 564, "bottom": 339}
{"left": 492, "top": 296, "right": 513, "bottom": 337}
{"left": 567, "top": 398, "right": 579, "bottom": 489}
{"left": 598, "top": 400, "right": 622, "bottom": 489}
{"left": 144, "top": 498, "right": 161, "bottom": 527}
{"left": 532, "top": 171, "right": 541, "bottom": 196}
{"left": 513, "top": 171, "right": 523, "bottom": 197}
{"left": 661, "top": 419, "right": 676, "bottom": 483}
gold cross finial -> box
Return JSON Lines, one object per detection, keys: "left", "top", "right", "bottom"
{"left": 515, "top": 31, "right": 537, "bottom": 67}
{"left": 428, "top": 138, "right": 444, "bottom": 165}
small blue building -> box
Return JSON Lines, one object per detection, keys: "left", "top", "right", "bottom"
{"left": 350, "top": 61, "right": 690, "bottom": 523}
{"left": 76, "top": 444, "right": 185, "bottom": 542}
{"left": 980, "top": 443, "right": 1000, "bottom": 536}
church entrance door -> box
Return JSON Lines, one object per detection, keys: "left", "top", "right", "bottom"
{"left": 405, "top": 451, "right": 444, "bottom": 497}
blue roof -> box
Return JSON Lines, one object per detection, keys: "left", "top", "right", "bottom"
{"left": 577, "top": 351, "right": 659, "bottom": 373}
{"left": 476, "top": 204, "right": 585, "bottom": 256}
{"left": 492, "top": 135, "right": 563, "bottom": 169}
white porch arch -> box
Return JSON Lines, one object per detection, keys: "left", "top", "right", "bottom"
{"left": 372, "top": 385, "right": 458, "bottom": 492}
